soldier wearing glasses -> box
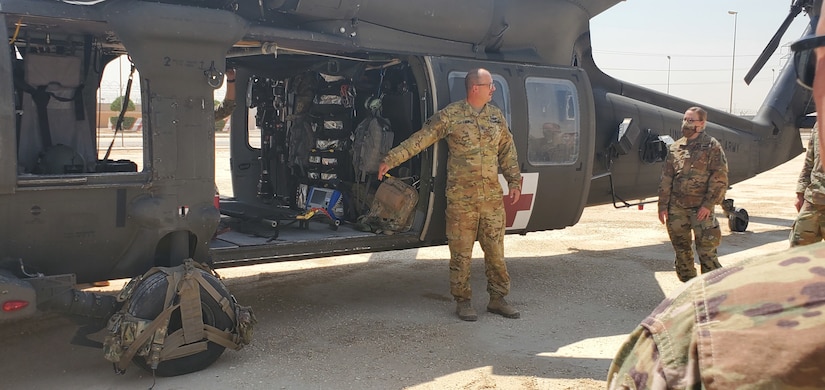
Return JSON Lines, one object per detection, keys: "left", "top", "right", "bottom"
{"left": 657, "top": 106, "right": 729, "bottom": 282}
{"left": 378, "top": 68, "right": 522, "bottom": 322}
{"left": 608, "top": 9, "right": 825, "bottom": 388}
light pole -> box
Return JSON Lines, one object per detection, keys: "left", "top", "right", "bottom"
{"left": 728, "top": 10, "right": 738, "bottom": 114}
{"left": 667, "top": 55, "right": 671, "bottom": 94}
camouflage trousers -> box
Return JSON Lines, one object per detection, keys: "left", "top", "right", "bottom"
{"left": 445, "top": 198, "right": 510, "bottom": 301}
{"left": 789, "top": 200, "right": 825, "bottom": 247}
{"left": 665, "top": 205, "right": 722, "bottom": 282}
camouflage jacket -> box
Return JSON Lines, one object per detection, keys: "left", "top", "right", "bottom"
{"left": 658, "top": 132, "right": 728, "bottom": 213}
{"left": 607, "top": 242, "right": 825, "bottom": 389}
{"left": 381, "top": 100, "right": 521, "bottom": 202}
{"left": 214, "top": 98, "right": 236, "bottom": 122}
{"left": 796, "top": 126, "right": 825, "bottom": 204}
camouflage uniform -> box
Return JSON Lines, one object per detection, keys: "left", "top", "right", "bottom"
{"left": 214, "top": 98, "right": 236, "bottom": 121}
{"left": 607, "top": 241, "right": 825, "bottom": 389}
{"left": 790, "top": 126, "right": 825, "bottom": 246}
{"left": 381, "top": 100, "right": 521, "bottom": 301}
{"left": 658, "top": 131, "right": 728, "bottom": 282}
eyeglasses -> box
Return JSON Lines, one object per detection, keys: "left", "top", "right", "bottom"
{"left": 683, "top": 118, "right": 703, "bottom": 123}
{"left": 475, "top": 82, "right": 495, "bottom": 89}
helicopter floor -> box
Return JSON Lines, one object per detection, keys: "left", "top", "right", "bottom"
{"left": 210, "top": 214, "right": 374, "bottom": 249}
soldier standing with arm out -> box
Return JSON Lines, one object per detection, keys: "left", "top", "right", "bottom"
{"left": 657, "top": 106, "right": 728, "bottom": 282}
{"left": 377, "top": 68, "right": 522, "bottom": 321}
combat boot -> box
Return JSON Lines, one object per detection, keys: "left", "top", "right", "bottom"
{"left": 455, "top": 300, "right": 477, "bottom": 321}
{"left": 487, "top": 296, "right": 520, "bottom": 319}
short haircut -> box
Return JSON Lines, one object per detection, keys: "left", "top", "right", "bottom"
{"left": 687, "top": 106, "right": 707, "bottom": 121}
{"left": 465, "top": 68, "right": 483, "bottom": 92}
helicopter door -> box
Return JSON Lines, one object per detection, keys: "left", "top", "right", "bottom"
{"left": 519, "top": 71, "right": 594, "bottom": 231}
{"left": 428, "top": 57, "right": 594, "bottom": 233}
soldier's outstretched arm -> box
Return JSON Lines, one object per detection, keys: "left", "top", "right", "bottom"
{"left": 380, "top": 113, "right": 448, "bottom": 176}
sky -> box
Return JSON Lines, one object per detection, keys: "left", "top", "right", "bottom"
{"left": 100, "top": 0, "right": 812, "bottom": 115}
{"left": 589, "top": 0, "right": 811, "bottom": 115}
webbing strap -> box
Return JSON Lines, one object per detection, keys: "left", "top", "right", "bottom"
{"left": 179, "top": 264, "right": 206, "bottom": 344}
{"left": 160, "top": 328, "right": 208, "bottom": 361}
{"left": 193, "top": 270, "right": 235, "bottom": 319}
{"left": 31, "top": 85, "right": 52, "bottom": 147}
{"left": 116, "top": 302, "right": 178, "bottom": 372}
{"left": 204, "top": 325, "right": 242, "bottom": 350}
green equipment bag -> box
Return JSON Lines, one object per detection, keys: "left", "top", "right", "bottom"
{"left": 357, "top": 176, "right": 418, "bottom": 235}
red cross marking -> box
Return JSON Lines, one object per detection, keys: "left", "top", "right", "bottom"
{"left": 503, "top": 178, "right": 534, "bottom": 228}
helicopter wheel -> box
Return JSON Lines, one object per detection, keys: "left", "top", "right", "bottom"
{"left": 127, "top": 268, "right": 235, "bottom": 377}
{"left": 727, "top": 207, "right": 749, "bottom": 232}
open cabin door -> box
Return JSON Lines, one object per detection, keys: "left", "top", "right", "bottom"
{"left": 427, "top": 57, "right": 594, "bottom": 235}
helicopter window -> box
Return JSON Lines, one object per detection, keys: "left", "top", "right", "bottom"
{"left": 12, "top": 50, "right": 144, "bottom": 176}
{"left": 447, "top": 71, "right": 511, "bottom": 127}
{"left": 525, "top": 77, "right": 580, "bottom": 165}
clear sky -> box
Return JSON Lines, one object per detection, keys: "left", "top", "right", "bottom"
{"left": 589, "top": 0, "right": 811, "bottom": 115}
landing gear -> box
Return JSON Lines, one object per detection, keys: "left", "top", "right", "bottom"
{"left": 124, "top": 267, "right": 236, "bottom": 376}
{"left": 721, "top": 199, "right": 749, "bottom": 232}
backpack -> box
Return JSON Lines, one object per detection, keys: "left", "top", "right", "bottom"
{"left": 351, "top": 98, "right": 394, "bottom": 182}
{"left": 356, "top": 176, "right": 418, "bottom": 235}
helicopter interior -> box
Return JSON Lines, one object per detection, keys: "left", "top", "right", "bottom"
{"left": 214, "top": 53, "right": 430, "bottom": 245}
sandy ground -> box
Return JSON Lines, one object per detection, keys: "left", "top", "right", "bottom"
{"left": 0, "top": 133, "right": 804, "bottom": 390}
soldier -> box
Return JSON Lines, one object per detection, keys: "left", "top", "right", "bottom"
{"left": 609, "top": 8, "right": 825, "bottom": 389}
{"left": 542, "top": 122, "right": 576, "bottom": 163}
{"left": 790, "top": 124, "right": 825, "bottom": 246}
{"left": 657, "top": 106, "right": 728, "bottom": 282}
{"left": 214, "top": 68, "right": 236, "bottom": 121}
{"left": 816, "top": 1, "right": 825, "bottom": 154}
{"left": 377, "top": 68, "right": 522, "bottom": 321}
{"left": 606, "top": 241, "right": 825, "bottom": 389}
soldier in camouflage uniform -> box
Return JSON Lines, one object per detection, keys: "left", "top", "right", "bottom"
{"left": 607, "top": 241, "right": 825, "bottom": 389}
{"left": 214, "top": 68, "right": 236, "bottom": 122}
{"left": 657, "top": 107, "right": 728, "bottom": 282}
{"left": 790, "top": 124, "right": 825, "bottom": 246}
{"left": 377, "top": 68, "right": 522, "bottom": 321}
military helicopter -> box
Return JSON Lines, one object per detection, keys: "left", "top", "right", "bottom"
{"left": 0, "top": 0, "right": 817, "bottom": 377}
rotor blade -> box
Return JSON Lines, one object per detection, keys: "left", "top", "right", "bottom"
{"left": 744, "top": 4, "right": 803, "bottom": 85}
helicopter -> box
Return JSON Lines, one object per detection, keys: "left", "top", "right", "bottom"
{"left": 0, "top": 0, "right": 817, "bottom": 377}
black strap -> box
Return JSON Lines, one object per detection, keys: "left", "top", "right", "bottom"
{"left": 15, "top": 73, "right": 82, "bottom": 149}
{"left": 31, "top": 85, "right": 52, "bottom": 148}
{"left": 103, "top": 63, "right": 135, "bottom": 161}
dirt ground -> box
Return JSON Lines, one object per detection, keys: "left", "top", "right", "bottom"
{"left": 0, "top": 135, "right": 805, "bottom": 390}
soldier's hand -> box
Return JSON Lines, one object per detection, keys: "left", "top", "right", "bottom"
{"left": 658, "top": 210, "right": 667, "bottom": 225}
{"left": 508, "top": 188, "right": 521, "bottom": 205}
{"left": 377, "top": 162, "right": 389, "bottom": 181}
{"left": 795, "top": 193, "right": 804, "bottom": 212}
{"left": 696, "top": 206, "right": 711, "bottom": 221}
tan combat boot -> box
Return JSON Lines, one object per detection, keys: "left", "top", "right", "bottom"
{"left": 455, "top": 300, "right": 477, "bottom": 321}
{"left": 487, "top": 296, "right": 520, "bottom": 319}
